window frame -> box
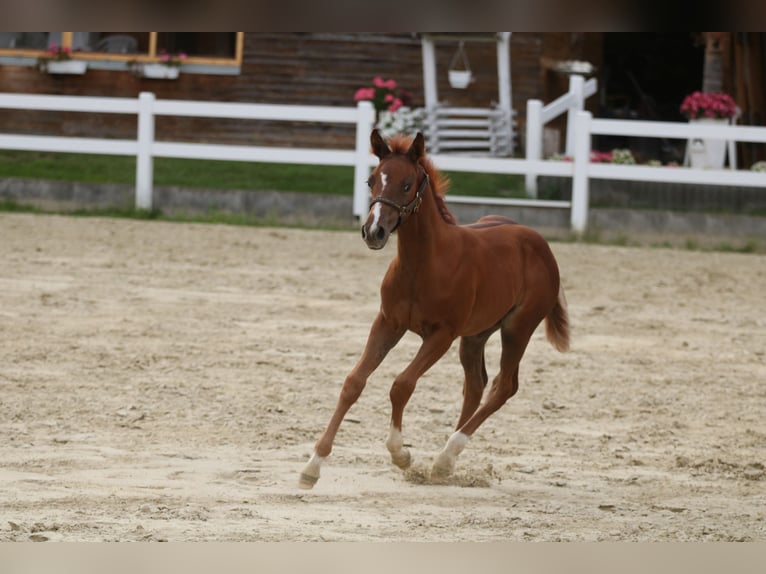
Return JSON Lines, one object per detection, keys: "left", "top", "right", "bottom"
{"left": 0, "top": 32, "right": 244, "bottom": 68}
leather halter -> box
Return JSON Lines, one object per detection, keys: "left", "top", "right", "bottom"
{"left": 369, "top": 169, "right": 429, "bottom": 232}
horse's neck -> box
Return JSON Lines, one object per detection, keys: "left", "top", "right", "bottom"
{"left": 394, "top": 184, "right": 452, "bottom": 268}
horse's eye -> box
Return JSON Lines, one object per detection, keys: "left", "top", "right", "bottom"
{"left": 367, "top": 176, "right": 374, "bottom": 188}
{"left": 403, "top": 184, "right": 411, "bottom": 192}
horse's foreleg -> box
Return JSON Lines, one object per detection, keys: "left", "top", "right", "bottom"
{"left": 386, "top": 330, "right": 454, "bottom": 470}
{"left": 298, "top": 313, "right": 403, "bottom": 489}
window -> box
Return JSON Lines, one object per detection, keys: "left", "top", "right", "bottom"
{"left": 0, "top": 32, "right": 243, "bottom": 69}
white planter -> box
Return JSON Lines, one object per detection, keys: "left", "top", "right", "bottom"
{"left": 45, "top": 60, "right": 87, "bottom": 75}
{"left": 141, "top": 63, "right": 180, "bottom": 80}
{"left": 448, "top": 69, "right": 472, "bottom": 89}
{"left": 688, "top": 117, "right": 728, "bottom": 169}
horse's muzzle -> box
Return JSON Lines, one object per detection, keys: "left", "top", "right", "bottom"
{"left": 361, "top": 223, "right": 389, "bottom": 250}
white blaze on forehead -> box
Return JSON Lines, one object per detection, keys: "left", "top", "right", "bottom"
{"left": 380, "top": 172, "right": 388, "bottom": 192}
{"left": 370, "top": 202, "right": 383, "bottom": 232}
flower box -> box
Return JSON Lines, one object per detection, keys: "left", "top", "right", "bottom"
{"left": 45, "top": 60, "right": 88, "bottom": 75}
{"left": 141, "top": 63, "right": 180, "bottom": 80}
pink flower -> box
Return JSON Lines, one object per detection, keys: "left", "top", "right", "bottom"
{"left": 372, "top": 76, "right": 386, "bottom": 87}
{"left": 680, "top": 91, "right": 736, "bottom": 119}
{"left": 388, "top": 98, "right": 403, "bottom": 112}
{"left": 178, "top": 53, "right": 187, "bottom": 60}
{"left": 354, "top": 87, "right": 375, "bottom": 101}
{"left": 384, "top": 93, "right": 394, "bottom": 102}
{"left": 590, "top": 150, "right": 613, "bottom": 163}
{"left": 160, "top": 53, "right": 170, "bottom": 62}
{"left": 384, "top": 79, "right": 397, "bottom": 90}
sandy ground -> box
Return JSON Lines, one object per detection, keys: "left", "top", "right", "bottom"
{"left": 0, "top": 212, "right": 764, "bottom": 542}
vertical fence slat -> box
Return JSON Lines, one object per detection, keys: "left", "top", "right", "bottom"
{"left": 135, "top": 92, "right": 155, "bottom": 210}
{"left": 352, "top": 101, "right": 376, "bottom": 220}
{"left": 525, "top": 99, "right": 543, "bottom": 198}
{"left": 571, "top": 111, "right": 592, "bottom": 233}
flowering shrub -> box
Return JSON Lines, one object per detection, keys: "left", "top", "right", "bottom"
{"left": 376, "top": 107, "right": 426, "bottom": 139}
{"left": 680, "top": 91, "right": 737, "bottom": 120}
{"left": 590, "top": 150, "right": 613, "bottom": 163}
{"left": 610, "top": 148, "right": 636, "bottom": 164}
{"left": 157, "top": 49, "right": 187, "bottom": 67}
{"left": 354, "top": 77, "right": 413, "bottom": 114}
{"left": 551, "top": 149, "right": 635, "bottom": 164}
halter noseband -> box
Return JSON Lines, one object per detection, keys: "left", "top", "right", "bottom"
{"left": 369, "top": 169, "right": 429, "bottom": 233}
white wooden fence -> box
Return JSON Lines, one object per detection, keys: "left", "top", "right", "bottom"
{"left": 1, "top": 90, "right": 765, "bottom": 234}
{"left": 0, "top": 92, "right": 376, "bottom": 217}
{"left": 525, "top": 74, "right": 598, "bottom": 197}
{"left": 569, "top": 112, "right": 766, "bottom": 231}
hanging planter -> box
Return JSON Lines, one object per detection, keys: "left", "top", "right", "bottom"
{"left": 448, "top": 41, "right": 473, "bottom": 89}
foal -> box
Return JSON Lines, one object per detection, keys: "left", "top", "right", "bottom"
{"left": 299, "top": 130, "right": 569, "bottom": 489}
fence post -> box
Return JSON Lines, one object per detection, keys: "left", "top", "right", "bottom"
{"left": 135, "top": 92, "right": 155, "bottom": 210}
{"left": 525, "top": 99, "right": 543, "bottom": 198}
{"left": 352, "top": 101, "right": 376, "bottom": 220}
{"left": 565, "top": 75, "right": 585, "bottom": 158}
{"left": 570, "top": 110, "right": 592, "bottom": 234}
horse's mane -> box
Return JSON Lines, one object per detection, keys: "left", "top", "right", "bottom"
{"left": 387, "top": 134, "right": 457, "bottom": 225}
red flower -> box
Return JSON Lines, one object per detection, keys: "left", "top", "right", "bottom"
{"left": 680, "top": 91, "right": 737, "bottom": 120}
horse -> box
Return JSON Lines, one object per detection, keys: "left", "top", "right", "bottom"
{"left": 298, "top": 129, "right": 569, "bottom": 489}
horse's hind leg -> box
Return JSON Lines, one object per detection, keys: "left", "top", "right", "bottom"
{"left": 432, "top": 321, "right": 535, "bottom": 480}
{"left": 455, "top": 332, "right": 492, "bottom": 429}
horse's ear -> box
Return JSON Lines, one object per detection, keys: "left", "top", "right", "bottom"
{"left": 407, "top": 132, "right": 425, "bottom": 162}
{"left": 370, "top": 129, "right": 391, "bottom": 159}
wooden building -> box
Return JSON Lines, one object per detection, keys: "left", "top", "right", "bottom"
{"left": 0, "top": 33, "right": 763, "bottom": 164}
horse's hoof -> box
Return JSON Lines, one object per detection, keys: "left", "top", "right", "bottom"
{"left": 298, "top": 472, "right": 319, "bottom": 490}
{"left": 391, "top": 449, "right": 412, "bottom": 470}
{"left": 430, "top": 456, "right": 454, "bottom": 482}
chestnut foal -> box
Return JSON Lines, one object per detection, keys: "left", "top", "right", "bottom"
{"left": 299, "top": 130, "right": 569, "bottom": 489}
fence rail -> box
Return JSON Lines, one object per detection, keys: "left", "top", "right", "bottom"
{"left": 1, "top": 90, "right": 765, "bottom": 234}
{"left": 0, "top": 92, "right": 377, "bottom": 216}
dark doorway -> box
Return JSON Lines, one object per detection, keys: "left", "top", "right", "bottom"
{"left": 598, "top": 33, "right": 705, "bottom": 163}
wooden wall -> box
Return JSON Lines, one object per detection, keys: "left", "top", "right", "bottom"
{"left": 0, "top": 33, "right": 600, "bottom": 153}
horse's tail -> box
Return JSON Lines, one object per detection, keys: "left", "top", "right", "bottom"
{"left": 545, "top": 286, "right": 570, "bottom": 353}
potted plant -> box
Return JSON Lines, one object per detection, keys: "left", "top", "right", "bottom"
{"left": 140, "top": 50, "right": 187, "bottom": 79}
{"left": 680, "top": 91, "right": 737, "bottom": 169}
{"left": 354, "top": 77, "right": 425, "bottom": 138}
{"left": 37, "top": 45, "right": 87, "bottom": 75}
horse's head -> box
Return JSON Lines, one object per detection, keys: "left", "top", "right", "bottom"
{"left": 361, "top": 130, "right": 427, "bottom": 250}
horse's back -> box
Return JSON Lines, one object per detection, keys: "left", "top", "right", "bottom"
{"left": 461, "top": 215, "right": 561, "bottom": 295}
{"left": 466, "top": 215, "right": 518, "bottom": 230}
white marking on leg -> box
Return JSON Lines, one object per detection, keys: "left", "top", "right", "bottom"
{"left": 386, "top": 423, "right": 412, "bottom": 469}
{"left": 444, "top": 431, "right": 469, "bottom": 457}
{"left": 432, "top": 431, "right": 470, "bottom": 479}
{"left": 298, "top": 451, "right": 325, "bottom": 489}
{"left": 386, "top": 424, "right": 403, "bottom": 453}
